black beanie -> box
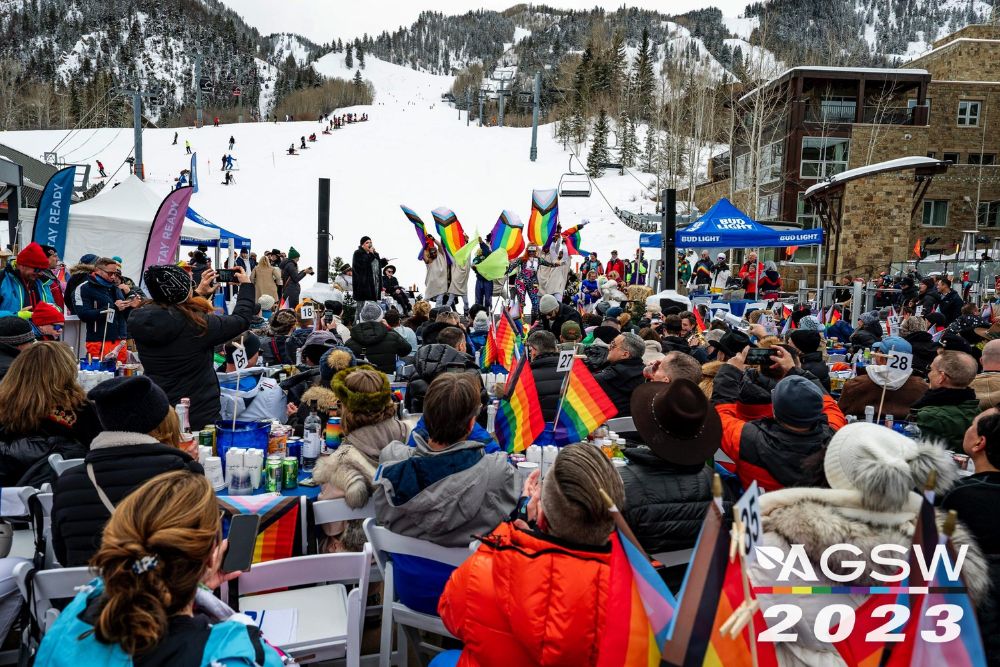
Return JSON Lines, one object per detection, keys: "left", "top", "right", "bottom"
{"left": 789, "top": 329, "right": 822, "bottom": 354}
{"left": 88, "top": 376, "right": 170, "bottom": 434}
{"left": 360, "top": 236, "right": 371, "bottom": 246}
{"left": 144, "top": 265, "right": 192, "bottom": 305}
{"left": 0, "top": 317, "right": 34, "bottom": 346}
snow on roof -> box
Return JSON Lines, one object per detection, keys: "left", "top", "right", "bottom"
{"left": 739, "top": 65, "right": 930, "bottom": 103}
{"left": 803, "top": 156, "right": 946, "bottom": 198}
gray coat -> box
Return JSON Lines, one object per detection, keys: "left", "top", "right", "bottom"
{"left": 373, "top": 435, "right": 517, "bottom": 547}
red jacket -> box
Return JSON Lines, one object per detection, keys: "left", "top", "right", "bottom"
{"left": 605, "top": 259, "right": 625, "bottom": 279}
{"left": 439, "top": 521, "right": 612, "bottom": 666}
{"left": 737, "top": 261, "right": 763, "bottom": 295}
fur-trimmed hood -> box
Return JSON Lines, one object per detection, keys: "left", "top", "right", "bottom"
{"left": 751, "top": 486, "right": 990, "bottom": 664}
{"left": 300, "top": 386, "right": 338, "bottom": 413}
{"left": 312, "top": 418, "right": 410, "bottom": 508}
{"left": 69, "top": 262, "right": 95, "bottom": 276}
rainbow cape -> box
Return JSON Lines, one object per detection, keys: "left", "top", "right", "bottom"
{"left": 560, "top": 220, "right": 589, "bottom": 256}
{"left": 490, "top": 210, "right": 527, "bottom": 260}
{"left": 400, "top": 205, "right": 429, "bottom": 259}
{"left": 528, "top": 189, "right": 559, "bottom": 250}
{"left": 550, "top": 359, "right": 617, "bottom": 446}
{"left": 494, "top": 355, "right": 545, "bottom": 453}
{"left": 597, "top": 531, "right": 678, "bottom": 666}
{"left": 431, "top": 207, "right": 468, "bottom": 259}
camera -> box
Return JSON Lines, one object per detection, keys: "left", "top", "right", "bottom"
{"left": 215, "top": 268, "right": 237, "bottom": 282}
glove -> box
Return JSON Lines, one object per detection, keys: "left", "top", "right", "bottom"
{"left": 17, "top": 309, "right": 31, "bottom": 320}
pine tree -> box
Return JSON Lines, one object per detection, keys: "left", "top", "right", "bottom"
{"left": 641, "top": 127, "right": 658, "bottom": 173}
{"left": 610, "top": 30, "right": 627, "bottom": 99}
{"left": 587, "top": 109, "right": 610, "bottom": 179}
{"left": 345, "top": 44, "right": 354, "bottom": 69}
{"left": 633, "top": 28, "right": 656, "bottom": 120}
{"left": 618, "top": 109, "right": 638, "bottom": 168}
{"left": 570, "top": 100, "right": 587, "bottom": 146}
{"left": 353, "top": 69, "right": 363, "bottom": 86}
{"left": 357, "top": 45, "right": 366, "bottom": 69}
{"left": 556, "top": 114, "right": 572, "bottom": 149}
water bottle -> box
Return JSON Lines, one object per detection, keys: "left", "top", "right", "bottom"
{"left": 302, "top": 402, "right": 321, "bottom": 472}
{"left": 486, "top": 400, "right": 498, "bottom": 435}
{"left": 176, "top": 401, "right": 190, "bottom": 432}
{"left": 864, "top": 405, "right": 875, "bottom": 423}
{"left": 903, "top": 422, "right": 922, "bottom": 440}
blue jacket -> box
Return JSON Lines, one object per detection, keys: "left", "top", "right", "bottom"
{"left": 75, "top": 275, "right": 129, "bottom": 342}
{"left": 0, "top": 266, "right": 55, "bottom": 318}
{"left": 407, "top": 415, "right": 500, "bottom": 453}
{"left": 35, "top": 578, "right": 284, "bottom": 666}
{"left": 826, "top": 319, "right": 854, "bottom": 345}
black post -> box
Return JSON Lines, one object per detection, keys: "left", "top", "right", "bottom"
{"left": 317, "top": 178, "right": 330, "bottom": 284}
{"left": 661, "top": 188, "right": 677, "bottom": 291}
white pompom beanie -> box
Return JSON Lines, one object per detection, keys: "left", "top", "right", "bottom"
{"left": 823, "top": 422, "right": 957, "bottom": 512}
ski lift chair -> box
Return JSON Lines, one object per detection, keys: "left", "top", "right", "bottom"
{"left": 558, "top": 156, "right": 592, "bottom": 198}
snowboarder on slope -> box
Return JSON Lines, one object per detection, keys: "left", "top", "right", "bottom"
{"left": 96, "top": 160, "right": 107, "bottom": 178}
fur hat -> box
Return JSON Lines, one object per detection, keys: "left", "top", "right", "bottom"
{"left": 824, "top": 422, "right": 957, "bottom": 512}
{"left": 269, "top": 309, "right": 298, "bottom": 335}
{"left": 331, "top": 365, "right": 391, "bottom": 414}
{"left": 901, "top": 316, "right": 929, "bottom": 337}
{"left": 320, "top": 346, "right": 357, "bottom": 386}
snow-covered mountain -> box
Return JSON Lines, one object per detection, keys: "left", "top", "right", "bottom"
{"left": 0, "top": 53, "right": 659, "bottom": 288}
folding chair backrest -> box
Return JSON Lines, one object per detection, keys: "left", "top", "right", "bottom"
{"left": 237, "top": 543, "right": 372, "bottom": 597}
{"left": 363, "top": 519, "right": 474, "bottom": 577}
{"left": 312, "top": 499, "right": 376, "bottom": 526}
{"left": 652, "top": 548, "right": 694, "bottom": 569}
{"left": 48, "top": 454, "right": 84, "bottom": 477}
{"left": 14, "top": 562, "right": 92, "bottom": 634}
{"left": 27, "top": 492, "right": 59, "bottom": 569}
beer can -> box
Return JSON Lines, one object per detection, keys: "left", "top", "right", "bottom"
{"left": 199, "top": 429, "right": 214, "bottom": 450}
{"left": 282, "top": 456, "right": 299, "bottom": 489}
{"left": 265, "top": 455, "right": 283, "bottom": 493}
{"left": 286, "top": 437, "right": 302, "bottom": 465}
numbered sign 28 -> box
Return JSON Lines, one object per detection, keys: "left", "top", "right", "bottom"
{"left": 886, "top": 350, "right": 913, "bottom": 373}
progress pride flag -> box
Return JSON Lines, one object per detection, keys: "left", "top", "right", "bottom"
{"left": 140, "top": 185, "right": 194, "bottom": 282}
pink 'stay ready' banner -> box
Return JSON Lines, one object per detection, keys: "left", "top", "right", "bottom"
{"left": 140, "top": 186, "right": 195, "bottom": 283}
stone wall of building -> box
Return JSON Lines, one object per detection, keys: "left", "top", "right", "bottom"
{"left": 930, "top": 24, "right": 1000, "bottom": 50}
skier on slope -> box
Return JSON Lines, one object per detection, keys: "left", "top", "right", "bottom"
{"left": 96, "top": 160, "right": 107, "bottom": 178}
{"left": 228, "top": 135, "right": 235, "bottom": 151}
{"left": 185, "top": 139, "right": 192, "bottom": 155}
{"left": 172, "top": 131, "right": 178, "bottom": 145}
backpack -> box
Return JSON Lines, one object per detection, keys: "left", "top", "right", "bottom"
{"left": 33, "top": 579, "right": 284, "bottom": 667}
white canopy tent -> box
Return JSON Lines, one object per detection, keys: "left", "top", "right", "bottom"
{"left": 24, "top": 175, "right": 217, "bottom": 274}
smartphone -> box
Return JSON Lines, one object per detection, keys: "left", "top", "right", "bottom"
{"left": 746, "top": 347, "right": 777, "bottom": 367}
{"left": 216, "top": 268, "right": 237, "bottom": 283}
{"left": 222, "top": 513, "right": 261, "bottom": 573}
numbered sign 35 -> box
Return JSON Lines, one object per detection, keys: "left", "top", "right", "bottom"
{"left": 735, "top": 480, "right": 762, "bottom": 563}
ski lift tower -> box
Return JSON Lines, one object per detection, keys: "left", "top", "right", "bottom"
{"left": 489, "top": 68, "right": 515, "bottom": 127}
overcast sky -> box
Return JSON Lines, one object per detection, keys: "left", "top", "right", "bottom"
{"left": 219, "top": 0, "right": 750, "bottom": 44}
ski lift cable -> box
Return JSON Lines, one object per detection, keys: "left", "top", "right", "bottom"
{"left": 622, "top": 165, "right": 657, "bottom": 197}
{"left": 51, "top": 88, "right": 116, "bottom": 154}
{"left": 75, "top": 128, "right": 125, "bottom": 164}
{"left": 565, "top": 146, "right": 620, "bottom": 223}
{"left": 63, "top": 91, "right": 130, "bottom": 159}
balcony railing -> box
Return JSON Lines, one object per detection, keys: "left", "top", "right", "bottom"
{"left": 805, "top": 103, "right": 856, "bottom": 124}
{"left": 804, "top": 103, "right": 916, "bottom": 125}
{"left": 862, "top": 106, "right": 914, "bottom": 125}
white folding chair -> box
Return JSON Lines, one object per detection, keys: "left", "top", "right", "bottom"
{"left": 14, "top": 562, "right": 92, "bottom": 635}
{"left": 714, "top": 449, "right": 735, "bottom": 465}
{"left": 363, "top": 518, "right": 476, "bottom": 667}
{"left": 47, "top": 454, "right": 84, "bottom": 477}
{"left": 234, "top": 543, "right": 372, "bottom": 666}
{"left": 23, "top": 492, "right": 59, "bottom": 569}
{"left": 606, "top": 416, "right": 635, "bottom": 434}
{"left": 304, "top": 498, "right": 376, "bottom": 555}
{"left": 651, "top": 548, "right": 694, "bottom": 569}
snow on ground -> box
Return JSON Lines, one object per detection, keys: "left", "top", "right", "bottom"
{"left": 0, "top": 55, "right": 656, "bottom": 291}
{"left": 513, "top": 26, "right": 532, "bottom": 43}
{"left": 722, "top": 15, "right": 758, "bottom": 40}
{"left": 723, "top": 38, "right": 784, "bottom": 77}
{"left": 269, "top": 33, "right": 313, "bottom": 66}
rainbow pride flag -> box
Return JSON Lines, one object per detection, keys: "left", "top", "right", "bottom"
{"left": 597, "top": 531, "right": 678, "bottom": 666}
{"left": 400, "top": 204, "right": 428, "bottom": 249}
{"left": 561, "top": 221, "right": 589, "bottom": 256}
{"left": 528, "top": 189, "right": 559, "bottom": 250}
{"left": 701, "top": 549, "right": 778, "bottom": 667}
{"left": 480, "top": 324, "right": 497, "bottom": 371}
{"left": 490, "top": 210, "right": 527, "bottom": 260}
{"left": 494, "top": 356, "right": 545, "bottom": 453}
{"left": 494, "top": 308, "right": 521, "bottom": 371}
{"left": 432, "top": 207, "right": 468, "bottom": 259}
{"left": 827, "top": 307, "right": 842, "bottom": 328}
{"left": 693, "top": 306, "right": 708, "bottom": 333}
{"left": 550, "top": 359, "right": 617, "bottom": 445}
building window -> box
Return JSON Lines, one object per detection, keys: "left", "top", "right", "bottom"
{"left": 943, "top": 152, "right": 960, "bottom": 164}
{"left": 820, "top": 96, "right": 857, "bottom": 123}
{"left": 980, "top": 202, "right": 1000, "bottom": 228}
{"left": 907, "top": 98, "right": 930, "bottom": 121}
{"left": 958, "top": 100, "right": 981, "bottom": 126}
{"left": 760, "top": 141, "right": 784, "bottom": 185}
{"left": 968, "top": 153, "right": 996, "bottom": 165}
{"left": 922, "top": 200, "right": 949, "bottom": 227}
{"left": 800, "top": 137, "right": 849, "bottom": 179}
{"left": 757, "top": 192, "right": 780, "bottom": 220}
{"left": 734, "top": 152, "right": 750, "bottom": 190}
{"left": 797, "top": 193, "right": 820, "bottom": 228}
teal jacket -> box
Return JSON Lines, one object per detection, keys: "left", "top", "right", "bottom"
{"left": 36, "top": 578, "right": 285, "bottom": 666}
{"left": 0, "top": 266, "right": 55, "bottom": 318}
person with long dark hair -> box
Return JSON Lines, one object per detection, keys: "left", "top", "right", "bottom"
{"left": 129, "top": 265, "right": 254, "bottom": 429}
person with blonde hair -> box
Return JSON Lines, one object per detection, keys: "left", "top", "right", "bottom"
{"left": 250, "top": 253, "right": 280, "bottom": 301}
{"left": 52, "top": 376, "right": 204, "bottom": 566}
{"left": 0, "top": 341, "right": 99, "bottom": 486}
{"left": 437, "top": 444, "right": 625, "bottom": 666}
{"left": 37, "top": 471, "right": 284, "bottom": 664}
{"left": 313, "top": 366, "right": 410, "bottom": 551}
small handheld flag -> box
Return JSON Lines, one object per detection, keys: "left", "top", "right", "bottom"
{"left": 401, "top": 205, "right": 429, "bottom": 259}
{"left": 550, "top": 359, "right": 617, "bottom": 445}
{"left": 493, "top": 356, "right": 545, "bottom": 453}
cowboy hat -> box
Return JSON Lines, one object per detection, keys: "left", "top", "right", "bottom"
{"left": 974, "top": 320, "right": 1000, "bottom": 341}
{"left": 629, "top": 379, "right": 722, "bottom": 466}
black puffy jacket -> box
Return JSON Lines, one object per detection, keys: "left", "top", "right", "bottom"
{"left": 345, "top": 321, "right": 412, "bottom": 375}
{"left": 129, "top": 283, "right": 255, "bottom": 429}
{"left": 903, "top": 330, "right": 936, "bottom": 377}
{"left": 800, "top": 351, "right": 831, "bottom": 392}
{"left": 529, "top": 354, "right": 564, "bottom": 422}
{"left": 405, "top": 344, "right": 479, "bottom": 413}
{"left": 0, "top": 343, "right": 19, "bottom": 382}
{"left": 51, "top": 434, "right": 203, "bottom": 566}
{"left": 535, "top": 304, "right": 582, "bottom": 338}
{"left": 620, "top": 447, "right": 731, "bottom": 554}
{"left": 593, "top": 357, "right": 646, "bottom": 416}
{"left": 0, "top": 433, "right": 86, "bottom": 488}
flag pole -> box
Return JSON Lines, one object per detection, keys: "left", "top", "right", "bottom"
{"left": 598, "top": 488, "right": 653, "bottom": 562}
{"left": 875, "top": 345, "right": 895, "bottom": 424}
{"left": 550, "top": 356, "right": 575, "bottom": 431}
{"left": 719, "top": 507, "right": 760, "bottom": 667}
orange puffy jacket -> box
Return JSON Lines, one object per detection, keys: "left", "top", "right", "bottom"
{"left": 438, "top": 521, "right": 612, "bottom": 666}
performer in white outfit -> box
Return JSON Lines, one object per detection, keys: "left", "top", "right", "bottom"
{"left": 421, "top": 238, "right": 449, "bottom": 306}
